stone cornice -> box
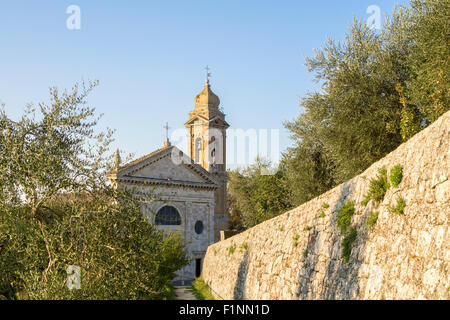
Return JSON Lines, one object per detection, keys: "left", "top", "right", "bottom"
{"left": 116, "top": 175, "right": 218, "bottom": 190}
{"left": 184, "top": 114, "right": 230, "bottom": 129}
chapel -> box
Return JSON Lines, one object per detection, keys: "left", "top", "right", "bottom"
{"left": 107, "top": 76, "right": 229, "bottom": 284}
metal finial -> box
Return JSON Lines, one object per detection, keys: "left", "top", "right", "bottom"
{"left": 205, "top": 65, "right": 211, "bottom": 81}
{"left": 164, "top": 122, "right": 170, "bottom": 141}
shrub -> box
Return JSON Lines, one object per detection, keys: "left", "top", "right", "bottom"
{"left": 341, "top": 228, "right": 357, "bottom": 263}
{"left": 322, "top": 203, "right": 330, "bottom": 209}
{"left": 362, "top": 193, "right": 371, "bottom": 207}
{"left": 190, "top": 277, "right": 215, "bottom": 300}
{"left": 391, "top": 197, "right": 406, "bottom": 215}
{"left": 303, "top": 226, "right": 312, "bottom": 232}
{"left": 164, "top": 283, "right": 177, "bottom": 300}
{"left": 365, "top": 211, "right": 379, "bottom": 229}
{"left": 227, "top": 158, "right": 292, "bottom": 230}
{"left": 293, "top": 234, "right": 300, "bottom": 247}
{"left": 228, "top": 245, "right": 236, "bottom": 255}
{"left": 390, "top": 165, "right": 403, "bottom": 188}
{"left": 241, "top": 243, "right": 248, "bottom": 250}
{"left": 0, "top": 192, "right": 189, "bottom": 300}
{"left": 337, "top": 201, "right": 355, "bottom": 235}
{"left": 367, "top": 167, "right": 390, "bottom": 203}
{"left": 320, "top": 211, "right": 325, "bottom": 218}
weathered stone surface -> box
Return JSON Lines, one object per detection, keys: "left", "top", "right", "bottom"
{"left": 202, "top": 111, "right": 450, "bottom": 300}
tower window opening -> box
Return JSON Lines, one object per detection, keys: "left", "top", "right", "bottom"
{"left": 210, "top": 136, "right": 216, "bottom": 164}
{"left": 195, "top": 137, "right": 202, "bottom": 163}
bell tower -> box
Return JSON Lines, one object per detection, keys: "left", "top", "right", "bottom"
{"left": 185, "top": 72, "right": 229, "bottom": 241}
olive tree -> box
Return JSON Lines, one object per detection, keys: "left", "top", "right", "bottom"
{"left": 0, "top": 81, "right": 189, "bottom": 299}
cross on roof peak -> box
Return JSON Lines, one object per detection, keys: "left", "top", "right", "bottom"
{"left": 162, "top": 122, "right": 171, "bottom": 148}
{"left": 164, "top": 122, "right": 170, "bottom": 140}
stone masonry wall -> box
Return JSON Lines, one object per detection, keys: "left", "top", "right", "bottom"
{"left": 202, "top": 111, "right": 449, "bottom": 300}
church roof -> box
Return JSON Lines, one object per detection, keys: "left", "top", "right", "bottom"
{"left": 108, "top": 145, "right": 218, "bottom": 190}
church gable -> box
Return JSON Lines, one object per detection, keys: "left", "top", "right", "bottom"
{"left": 114, "top": 146, "right": 217, "bottom": 188}
{"left": 129, "top": 154, "right": 206, "bottom": 183}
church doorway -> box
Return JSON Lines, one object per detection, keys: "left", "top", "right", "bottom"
{"left": 195, "top": 258, "right": 202, "bottom": 278}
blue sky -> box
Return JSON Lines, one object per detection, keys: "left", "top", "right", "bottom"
{"left": 0, "top": 0, "right": 408, "bottom": 169}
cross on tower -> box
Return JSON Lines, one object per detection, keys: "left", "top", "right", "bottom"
{"left": 205, "top": 65, "right": 211, "bottom": 80}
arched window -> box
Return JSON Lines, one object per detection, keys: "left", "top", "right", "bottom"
{"left": 195, "top": 137, "right": 202, "bottom": 163}
{"left": 155, "top": 206, "right": 181, "bottom": 225}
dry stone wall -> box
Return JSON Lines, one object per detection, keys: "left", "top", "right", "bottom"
{"left": 202, "top": 111, "right": 450, "bottom": 300}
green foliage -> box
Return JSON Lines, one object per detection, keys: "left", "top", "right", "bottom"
{"left": 286, "top": 18, "right": 407, "bottom": 186}
{"left": 283, "top": 0, "right": 449, "bottom": 206}
{"left": 365, "top": 211, "right": 379, "bottom": 230}
{"left": 391, "top": 197, "right": 406, "bottom": 215}
{"left": 164, "top": 282, "right": 177, "bottom": 300}
{"left": 190, "top": 277, "right": 215, "bottom": 300}
{"left": 407, "top": 0, "right": 450, "bottom": 127}
{"left": 361, "top": 169, "right": 390, "bottom": 209}
{"left": 320, "top": 211, "right": 325, "bottom": 218}
{"left": 0, "top": 82, "right": 189, "bottom": 300}
{"left": 283, "top": 112, "right": 336, "bottom": 207}
{"left": 241, "top": 243, "right": 248, "bottom": 251}
{"left": 396, "top": 83, "right": 424, "bottom": 141}
{"left": 390, "top": 165, "right": 403, "bottom": 188}
{"left": 336, "top": 201, "right": 355, "bottom": 235}
{"left": 322, "top": 203, "right": 330, "bottom": 209}
{"left": 303, "top": 226, "right": 312, "bottom": 232}
{"left": 362, "top": 193, "right": 371, "bottom": 207}
{"left": 1, "top": 179, "right": 189, "bottom": 301}
{"left": 367, "top": 167, "right": 390, "bottom": 203}
{"left": 227, "top": 157, "right": 292, "bottom": 230}
{"left": 0, "top": 80, "right": 111, "bottom": 212}
{"left": 303, "top": 250, "right": 308, "bottom": 259}
{"left": 293, "top": 234, "right": 300, "bottom": 247}
{"left": 228, "top": 245, "right": 236, "bottom": 255}
{"left": 341, "top": 228, "right": 357, "bottom": 263}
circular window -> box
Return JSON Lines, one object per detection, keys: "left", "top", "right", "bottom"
{"left": 194, "top": 221, "right": 204, "bottom": 235}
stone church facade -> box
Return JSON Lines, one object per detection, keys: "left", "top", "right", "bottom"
{"left": 108, "top": 77, "right": 229, "bottom": 284}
